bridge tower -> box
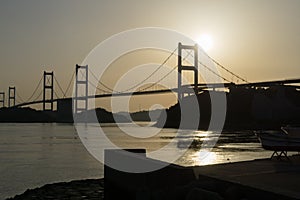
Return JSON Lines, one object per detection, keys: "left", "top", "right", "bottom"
{"left": 8, "top": 87, "right": 16, "bottom": 107}
{"left": 177, "top": 43, "right": 198, "bottom": 102}
{"left": 74, "top": 65, "right": 88, "bottom": 114}
{"left": 43, "top": 71, "right": 54, "bottom": 111}
{"left": 0, "top": 92, "right": 5, "bottom": 108}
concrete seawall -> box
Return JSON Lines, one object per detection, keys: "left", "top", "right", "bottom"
{"left": 105, "top": 149, "right": 299, "bottom": 200}
{"left": 7, "top": 151, "right": 299, "bottom": 200}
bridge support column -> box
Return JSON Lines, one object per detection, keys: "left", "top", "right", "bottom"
{"left": 8, "top": 87, "right": 16, "bottom": 107}
{"left": 177, "top": 43, "right": 198, "bottom": 102}
{"left": 0, "top": 92, "right": 5, "bottom": 108}
{"left": 74, "top": 65, "right": 88, "bottom": 115}
{"left": 43, "top": 71, "right": 54, "bottom": 111}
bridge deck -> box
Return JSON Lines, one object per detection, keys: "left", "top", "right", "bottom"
{"left": 12, "top": 78, "right": 300, "bottom": 108}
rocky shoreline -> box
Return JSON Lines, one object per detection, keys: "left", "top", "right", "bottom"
{"left": 6, "top": 179, "right": 104, "bottom": 200}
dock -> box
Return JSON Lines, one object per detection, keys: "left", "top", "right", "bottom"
{"left": 193, "top": 154, "right": 300, "bottom": 199}
{"left": 104, "top": 149, "right": 300, "bottom": 200}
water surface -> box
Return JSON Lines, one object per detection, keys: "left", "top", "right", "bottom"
{"left": 0, "top": 123, "right": 271, "bottom": 199}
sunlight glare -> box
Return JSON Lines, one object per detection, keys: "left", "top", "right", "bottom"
{"left": 196, "top": 34, "right": 214, "bottom": 51}
{"left": 192, "top": 150, "right": 217, "bottom": 165}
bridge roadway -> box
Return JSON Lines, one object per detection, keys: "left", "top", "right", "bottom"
{"left": 12, "top": 78, "right": 300, "bottom": 108}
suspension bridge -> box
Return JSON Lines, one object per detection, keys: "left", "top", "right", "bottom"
{"left": 1, "top": 43, "right": 300, "bottom": 115}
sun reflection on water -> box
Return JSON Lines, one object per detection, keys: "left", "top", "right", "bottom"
{"left": 191, "top": 150, "right": 217, "bottom": 166}
{"left": 193, "top": 130, "right": 213, "bottom": 137}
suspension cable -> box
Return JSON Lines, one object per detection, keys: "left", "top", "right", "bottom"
{"left": 88, "top": 47, "right": 178, "bottom": 93}
{"left": 32, "top": 90, "right": 43, "bottom": 102}
{"left": 64, "top": 71, "right": 75, "bottom": 97}
{"left": 202, "top": 50, "right": 249, "bottom": 83}
{"left": 54, "top": 75, "right": 67, "bottom": 98}
{"left": 88, "top": 79, "right": 112, "bottom": 94}
{"left": 26, "top": 75, "right": 43, "bottom": 102}
{"left": 185, "top": 49, "right": 231, "bottom": 83}
{"left": 89, "top": 69, "right": 114, "bottom": 92}
{"left": 16, "top": 92, "right": 24, "bottom": 103}
{"left": 121, "top": 47, "right": 178, "bottom": 92}
{"left": 138, "top": 49, "right": 193, "bottom": 92}
{"left": 199, "top": 60, "right": 231, "bottom": 83}
{"left": 54, "top": 90, "right": 60, "bottom": 99}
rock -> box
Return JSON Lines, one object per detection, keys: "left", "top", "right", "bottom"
{"left": 6, "top": 179, "right": 104, "bottom": 200}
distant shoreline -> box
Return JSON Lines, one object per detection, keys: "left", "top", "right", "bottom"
{"left": 2, "top": 84, "right": 300, "bottom": 131}
{"left": 0, "top": 107, "right": 161, "bottom": 124}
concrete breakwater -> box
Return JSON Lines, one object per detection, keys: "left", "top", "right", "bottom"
{"left": 7, "top": 150, "right": 299, "bottom": 200}
{"left": 104, "top": 149, "right": 297, "bottom": 199}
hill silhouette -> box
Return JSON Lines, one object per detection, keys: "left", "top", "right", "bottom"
{"left": 156, "top": 85, "right": 300, "bottom": 130}
{"left": 0, "top": 107, "right": 130, "bottom": 123}
{"left": 0, "top": 107, "right": 56, "bottom": 122}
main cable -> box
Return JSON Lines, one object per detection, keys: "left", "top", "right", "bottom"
{"left": 202, "top": 50, "right": 249, "bottom": 83}
{"left": 26, "top": 75, "right": 43, "bottom": 102}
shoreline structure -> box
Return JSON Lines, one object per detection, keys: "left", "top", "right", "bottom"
{"left": 7, "top": 152, "right": 300, "bottom": 200}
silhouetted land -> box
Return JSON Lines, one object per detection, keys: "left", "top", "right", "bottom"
{"left": 0, "top": 107, "right": 56, "bottom": 123}
{"left": 1, "top": 85, "right": 300, "bottom": 130}
{"left": 0, "top": 106, "right": 164, "bottom": 123}
{"left": 156, "top": 85, "right": 300, "bottom": 130}
{"left": 0, "top": 107, "right": 130, "bottom": 123}
{"left": 130, "top": 110, "right": 163, "bottom": 121}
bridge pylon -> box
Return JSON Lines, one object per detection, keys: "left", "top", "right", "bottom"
{"left": 8, "top": 87, "right": 16, "bottom": 107}
{"left": 0, "top": 92, "right": 5, "bottom": 108}
{"left": 43, "top": 71, "right": 54, "bottom": 111}
{"left": 177, "top": 43, "right": 198, "bottom": 102}
{"left": 74, "top": 65, "right": 88, "bottom": 115}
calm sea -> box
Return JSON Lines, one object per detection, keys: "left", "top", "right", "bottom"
{"left": 0, "top": 123, "right": 272, "bottom": 199}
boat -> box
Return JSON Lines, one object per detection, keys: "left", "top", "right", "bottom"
{"left": 255, "top": 130, "right": 300, "bottom": 158}
{"left": 281, "top": 126, "right": 300, "bottom": 139}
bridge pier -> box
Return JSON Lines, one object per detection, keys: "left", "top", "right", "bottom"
{"left": 177, "top": 43, "right": 198, "bottom": 102}
{"left": 74, "top": 65, "right": 88, "bottom": 116}
{"left": 8, "top": 87, "right": 16, "bottom": 107}
{"left": 0, "top": 92, "right": 4, "bottom": 108}
{"left": 43, "top": 71, "right": 54, "bottom": 111}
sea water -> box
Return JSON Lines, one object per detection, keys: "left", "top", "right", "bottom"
{"left": 0, "top": 123, "right": 272, "bottom": 199}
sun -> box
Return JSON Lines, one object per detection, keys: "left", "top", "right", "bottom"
{"left": 196, "top": 34, "right": 214, "bottom": 51}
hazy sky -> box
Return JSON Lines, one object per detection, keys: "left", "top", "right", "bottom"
{"left": 0, "top": 0, "right": 300, "bottom": 111}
